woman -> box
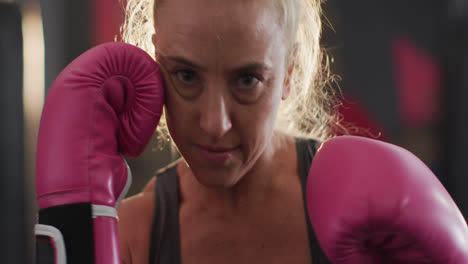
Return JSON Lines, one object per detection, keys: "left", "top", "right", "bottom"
{"left": 117, "top": 0, "right": 338, "bottom": 263}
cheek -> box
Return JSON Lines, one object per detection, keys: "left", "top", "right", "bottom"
{"left": 165, "top": 87, "right": 192, "bottom": 139}
{"left": 237, "top": 82, "right": 282, "bottom": 145}
{"left": 258, "top": 78, "right": 284, "bottom": 125}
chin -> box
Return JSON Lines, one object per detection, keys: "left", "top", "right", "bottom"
{"left": 190, "top": 166, "right": 240, "bottom": 189}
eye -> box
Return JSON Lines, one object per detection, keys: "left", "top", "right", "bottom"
{"left": 236, "top": 73, "right": 260, "bottom": 90}
{"left": 231, "top": 72, "right": 266, "bottom": 104}
{"left": 175, "top": 69, "right": 197, "bottom": 85}
{"left": 168, "top": 68, "right": 202, "bottom": 100}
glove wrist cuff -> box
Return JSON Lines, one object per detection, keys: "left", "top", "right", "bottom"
{"left": 91, "top": 204, "right": 117, "bottom": 219}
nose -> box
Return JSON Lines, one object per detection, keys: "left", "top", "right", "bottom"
{"left": 199, "top": 88, "right": 232, "bottom": 139}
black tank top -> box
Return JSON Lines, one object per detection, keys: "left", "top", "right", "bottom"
{"left": 148, "top": 138, "right": 331, "bottom": 264}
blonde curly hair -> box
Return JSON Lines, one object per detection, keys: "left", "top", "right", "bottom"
{"left": 120, "top": 0, "right": 342, "bottom": 145}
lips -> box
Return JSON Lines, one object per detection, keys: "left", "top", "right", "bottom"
{"left": 196, "top": 144, "right": 239, "bottom": 163}
{"left": 199, "top": 145, "right": 238, "bottom": 152}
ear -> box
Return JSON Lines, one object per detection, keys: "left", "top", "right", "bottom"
{"left": 152, "top": 34, "right": 157, "bottom": 46}
{"left": 282, "top": 43, "right": 299, "bottom": 100}
{"left": 152, "top": 34, "right": 158, "bottom": 57}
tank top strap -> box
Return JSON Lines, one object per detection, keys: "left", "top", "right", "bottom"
{"left": 295, "top": 138, "right": 319, "bottom": 188}
{"left": 295, "top": 137, "right": 331, "bottom": 264}
{"left": 148, "top": 164, "right": 181, "bottom": 264}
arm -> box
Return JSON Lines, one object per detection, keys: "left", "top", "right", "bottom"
{"left": 118, "top": 177, "right": 157, "bottom": 264}
{"left": 35, "top": 43, "right": 164, "bottom": 264}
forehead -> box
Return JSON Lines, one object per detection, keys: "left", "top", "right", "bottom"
{"left": 156, "top": 0, "right": 280, "bottom": 33}
{"left": 154, "top": 0, "right": 286, "bottom": 66}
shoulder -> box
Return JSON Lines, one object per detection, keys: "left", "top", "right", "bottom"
{"left": 293, "top": 136, "right": 323, "bottom": 160}
{"left": 118, "top": 177, "right": 157, "bottom": 264}
{"left": 294, "top": 136, "right": 322, "bottom": 148}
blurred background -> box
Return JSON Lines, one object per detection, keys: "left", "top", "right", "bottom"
{"left": 0, "top": 0, "right": 467, "bottom": 263}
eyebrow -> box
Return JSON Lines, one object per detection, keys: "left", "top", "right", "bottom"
{"left": 161, "top": 55, "right": 272, "bottom": 73}
{"left": 162, "top": 55, "right": 206, "bottom": 71}
{"left": 232, "top": 62, "right": 272, "bottom": 73}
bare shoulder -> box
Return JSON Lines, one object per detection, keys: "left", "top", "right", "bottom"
{"left": 118, "top": 177, "right": 157, "bottom": 264}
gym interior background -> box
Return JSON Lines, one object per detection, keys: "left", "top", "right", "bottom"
{"left": 1, "top": 0, "right": 467, "bottom": 263}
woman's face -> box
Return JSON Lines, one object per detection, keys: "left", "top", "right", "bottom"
{"left": 154, "top": 0, "right": 291, "bottom": 188}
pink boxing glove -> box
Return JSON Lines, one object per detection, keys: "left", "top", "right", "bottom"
{"left": 34, "top": 42, "right": 164, "bottom": 264}
{"left": 306, "top": 136, "right": 468, "bottom": 263}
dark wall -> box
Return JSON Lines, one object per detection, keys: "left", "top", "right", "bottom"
{"left": 443, "top": 1, "right": 468, "bottom": 221}
{"left": 0, "top": 3, "right": 27, "bottom": 264}
{"left": 323, "top": 0, "right": 468, "bottom": 218}
{"left": 39, "top": 0, "right": 92, "bottom": 94}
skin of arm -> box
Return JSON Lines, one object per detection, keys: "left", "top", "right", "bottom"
{"left": 118, "top": 177, "right": 157, "bottom": 264}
